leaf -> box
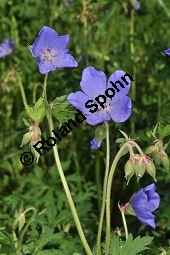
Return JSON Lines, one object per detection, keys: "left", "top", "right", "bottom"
{"left": 163, "top": 125, "right": 170, "bottom": 137}
{"left": 52, "top": 98, "right": 76, "bottom": 126}
{"left": 109, "top": 234, "right": 153, "bottom": 255}
{"left": 110, "top": 233, "right": 120, "bottom": 255}
{"left": 120, "top": 234, "right": 153, "bottom": 255}
{"left": 25, "top": 96, "right": 46, "bottom": 122}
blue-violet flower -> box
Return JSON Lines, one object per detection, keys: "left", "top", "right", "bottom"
{"left": 29, "top": 26, "right": 78, "bottom": 74}
{"left": 130, "top": 183, "right": 160, "bottom": 228}
{"left": 135, "top": 0, "right": 140, "bottom": 11}
{"left": 164, "top": 48, "right": 170, "bottom": 56}
{"left": 90, "top": 137, "right": 102, "bottom": 150}
{"left": 67, "top": 66, "right": 132, "bottom": 125}
{"left": 0, "top": 39, "right": 14, "bottom": 58}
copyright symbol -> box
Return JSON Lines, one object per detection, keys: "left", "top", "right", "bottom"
{"left": 20, "top": 152, "right": 34, "bottom": 166}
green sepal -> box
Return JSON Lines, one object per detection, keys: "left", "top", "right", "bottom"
{"left": 146, "top": 161, "right": 157, "bottom": 182}
{"left": 95, "top": 124, "right": 106, "bottom": 142}
{"left": 125, "top": 203, "right": 136, "bottom": 216}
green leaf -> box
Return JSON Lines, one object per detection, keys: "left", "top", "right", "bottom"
{"left": 109, "top": 234, "right": 153, "bottom": 255}
{"left": 163, "top": 125, "right": 170, "bottom": 137}
{"left": 34, "top": 96, "right": 46, "bottom": 122}
{"left": 110, "top": 233, "right": 120, "bottom": 255}
{"left": 52, "top": 97, "right": 76, "bottom": 126}
{"left": 25, "top": 105, "right": 36, "bottom": 120}
{"left": 25, "top": 96, "right": 46, "bottom": 122}
{"left": 120, "top": 234, "right": 153, "bottom": 255}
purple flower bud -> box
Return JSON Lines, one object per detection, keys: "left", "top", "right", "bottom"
{"left": 130, "top": 183, "right": 160, "bottom": 228}
{"left": 90, "top": 138, "right": 102, "bottom": 150}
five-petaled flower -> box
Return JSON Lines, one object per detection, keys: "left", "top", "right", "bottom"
{"left": 130, "top": 183, "right": 160, "bottom": 228}
{"left": 67, "top": 66, "right": 132, "bottom": 125}
{"left": 0, "top": 39, "right": 14, "bottom": 58}
{"left": 29, "top": 26, "right": 78, "bottom": 74}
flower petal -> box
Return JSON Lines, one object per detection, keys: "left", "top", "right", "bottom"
{"left": 67, "top": 91, "right": 89, "bottom": 113}
{"left": 164, "top": 48, "right": 170, "bottom": 56}
{"left": 108, "top": 96, "right": 132, "bottom": 122}
{"left": 54, "top": 54, "right": 78, "bottom": 68}
{"left": 32, "top": 26, "right": 58, "bottom": 57}
{"left": 107, "top": 70, "right": 132, "bottom": 102}
{"left": 37, "top": 59, "right": 57, "bottom": 74}
{"left": 86, "top": 111, "right": 110, "bottom": 125}
{"left": 138, "top": 215, "right": 156, "bottom": 228}
{"left": 80, "top": 67, "right": 107, "bottom": 97}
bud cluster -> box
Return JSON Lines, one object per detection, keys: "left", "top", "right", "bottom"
{"left": 21, "top": 122, "right": 42, "bottom": 162}
{"left": 125, "top": 142, "right": 157, "bottom": 184}
{"left": 146, "top": 140, "right": 169, "bottom": 172}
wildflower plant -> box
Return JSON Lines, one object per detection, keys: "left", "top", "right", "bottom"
{"left": 4, "top": 22, "right": 169, "bottom": 255}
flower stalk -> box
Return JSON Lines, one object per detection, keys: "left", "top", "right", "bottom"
{"left": 105, "top": 144, "right": 127, "bottom": 255}
{"left": 43, "top": 75, "right": 93, "bottom": 255}
{"left": 97, "top": 122, "right": 110, "bottom": 255}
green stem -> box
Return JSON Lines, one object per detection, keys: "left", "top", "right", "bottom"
{"left": 130, "top": 8, "right": 136, "bottom": 136}
{"left": 128, "top": 141, "right": 144, "bottom": 156}
{"left": 44, "top": 76, "right": 93, "bottom": 255}
{"left": 105, "top": 144, "right": 126, "bottom": 255}
{"left": 95, "top": 156, "right": 102, "bottom": 213}
{"left": 18, "top": 75, "right": 28, "bottom": 108}
{"left": 97, "top": 122, "right": 110, "bottom": 255}
{"left": 120, "top": 210, "right": 128, "bottom": 241}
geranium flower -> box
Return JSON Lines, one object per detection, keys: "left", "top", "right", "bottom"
{"left": 67, "top": 66, "right": 132, "bottom": 125}
{"left": 135, "top": 0, "right": 140, "bottom": 11}
{"left": 90, "top": 137, "right": 102, "bottom": 150}
{"left": 164, "top": 48, "right": 170, "bottom": 56}
{"left": 0, "top": 39, "right": 14, "bottom": 58}
{"left": 29, "top": 26, "right": 78, "bottom": 74}
{"left": 130, "top": 183, "right": 160, "bottom": 228}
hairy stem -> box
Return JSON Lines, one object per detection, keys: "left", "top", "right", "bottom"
{"left": 105, "top": 144, "right": 126, "bottom": 255}
{"left": 122, "top": 211, "right": 128, "bottom": 241}
{"left": 97, "top": 122, "right": 110, "bottom": 255}
{"left": 44, "top": 75, "right": 93, "bottom": 255}
{"left": 18, "top": 75, "right": 28, "bottom": 108}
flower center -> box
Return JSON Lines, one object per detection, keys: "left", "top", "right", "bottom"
{"left": 5, "top": 46, "right": 12, "bottom": 54}
{"left": 42, "top": 49, "right": 54, "bottom": 62}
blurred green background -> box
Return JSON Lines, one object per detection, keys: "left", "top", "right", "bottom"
{"left": 0, "top": 0, "right": 170, "bottom": 254}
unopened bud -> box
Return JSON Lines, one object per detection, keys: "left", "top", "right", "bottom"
{"left": 145, "top": 145, "right": 157, "bottom": 155}
{"left": 114, "top": 227, "right": 121, "bottom": 236}
{"left": 125, "top": 158, "right": 135, "bottom": 185}
{"left": 145, "top": 160, "right": 157, "bottom": 182}
{"left": 159, "top": 151, "right": 169, "bottom": 171}
{"left": 135, "top": 155, "right": 146, "bottom": 181}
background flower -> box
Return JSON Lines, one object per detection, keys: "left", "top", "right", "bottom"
{"left": 0, "top": 39, "right": 14, "bottom": 58}
{"left": 67, "top": 66, "right": 132, "bottom": 125}
{"left": 164, "top": 48, "right": 170, "bottom": 56}
{"left": 90, "top": 137, "right": 102, "bottom": 150}
{"left": 29, "top": 26, "right": 78, "bottom": 74}
{"left": 135, "top": 0, "right": 140, "bottom": 11}
{"left": 130, "top": 183, "right": 160, "bottom": 228}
